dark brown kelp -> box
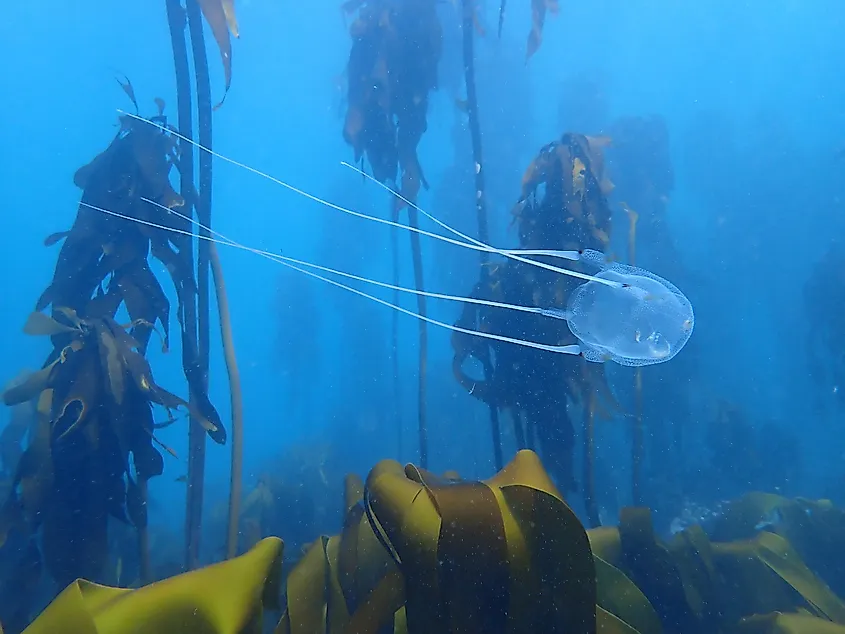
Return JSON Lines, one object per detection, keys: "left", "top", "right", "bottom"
{"left": 0, "top": 109, "right": 225, "bottom": 590}
{"left": 186, "top": 0, "right": 214, "bottom": 573}
{"left": 527, "top": 0, "right": 559, "bottom": 59}
{"left": 274, "top": 461, "right": 845, "bottom": 633}
{"left": 452, "top": 133, "right": 619, "bottom": 494}
{"left": 495, "top": 0, "right": 559, "bottom": 58}
{"left": 457, "top": 0, "right": 504, "bottom": 470}
{"left": 583, "top": 387, "right": 600, "bottom": 528}
{"left": 342, "top": 0, "right": 442, "bottom": 468}
{"left": 167, "top": 0, "right": 244, "bottom": 568}
{"left": 166, "top": 0, "right": 203, "bottom": 573}
{"left": 390, "top": 226, "right": 403, "bottom": 459}
{"left": 23, "top": 537, "right": 283, "bottom": 634}
{"left": 22, "top": 476, "right": 845, "bottom": 633}
{"left": 209, "top": 241, "right": 245, "bottom": 560}
{"left": 608, "top": 115, "right": 689, "bottom": 505}
{"left": 196, "top": 0, "right": 240, "bottom": 109}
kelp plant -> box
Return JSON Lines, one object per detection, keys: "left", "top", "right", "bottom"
{"left": 166, "top": 0, "right": 244, "bottom": 566}
{"left": 0, "top": 104, "right": 226, "bottom": 592}
{"left": 606, "top": 114, "right": 684, "bottom": 506}
{"left": 16, "top": 448, "right": 845, "bottom": 632}
{"left": 22, "top": 536, "right": 283, "bottom": 634}
{"left": 13, "top": 446, "right": 845, "bottom": 634}
{"left": 495, "top": 0, "right": 560, "bottom": 57}
{"left": 456, "top": 0, "right": 564, "bottom": 469}
{"left": 277, "top": 450, "right": 598, "bottom": 634}
{"left": 451, "top": 133, "right": 619, "bottom": 504}
{"left": 342, "top": 0, "right": 442, "bottom": 468}
{"left": 454, "top": 0, "right": 503, "bottom": 469}
{"left": 275, "top": 452, "right": 845, "bottom": 633}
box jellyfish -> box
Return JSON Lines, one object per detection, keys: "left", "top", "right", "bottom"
{"left": 543, "top": 250, "right": 694, "bottom": 366}
{"left": 86, "top": 113, "right": 694, "bottom": 367}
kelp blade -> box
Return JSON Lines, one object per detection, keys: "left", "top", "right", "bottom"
{"left": 23, "top": 537, "right": 283, "bottom": 633}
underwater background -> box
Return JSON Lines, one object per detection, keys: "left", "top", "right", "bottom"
{"left": 0, "top": 1, "right": 844, "bottom": 632}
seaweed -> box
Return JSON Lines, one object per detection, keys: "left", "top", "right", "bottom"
{"left": 0, "top": 311, "right": 221, "bottom": 589}
{"left": 494, "top": 0, "right": 560, "bottom": 59}
{"left": 277, "top": 450, "right": 598, "bottom": 634}
{"left": 0, "top": 106, "right": 225, "bottom": 590}
{"left": 451, "top": 132, "right": 618, "bottom": 493}
{"left": 18, "top": 453, "right": 845, "bottom": 633}
{"left": 196, "top": 0, "right": 240, "bottom": 109}
{"left": 165, "top": 0, "right": 245, "bottom": 567}
{"left": 275, "top": 473, "right": 401, "bottom": 634}
{"left": 527, "top": 0, "right": 560, "bottom": 59}
{"left": 342, "top": 0, "right": 440, "bottom": 203}
{"left": 21, "top": 537, "right": 282, "bottom": 634}
{"left": 456, "top": 0, "right": 505, "bottom": 470}
{"left": 341, "top": 0, "right": 443, "bottom": 468}
{"left": 40, "top": 111, "right": 191, "bottom": 354}
{"left": 591, "top": 495, "right": 845, "bottom": 633}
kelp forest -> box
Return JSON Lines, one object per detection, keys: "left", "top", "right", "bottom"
{"left": 0, "top": 1, "right": 843, "bottom": 633}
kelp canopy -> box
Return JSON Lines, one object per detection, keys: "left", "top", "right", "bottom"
{"left": 342, "top": 0, "right": 441, "bottom": 207}
{"left": 270, "top": 458, "right": 845, "bottom": 634}
{"left": 341, "top": 0, "right": 443, "bottom": 468}
{"left": 0, "top": 107, "right": 224, "bottom": 590}
{"left": 18, "top": 452, "right": 839, "bottom": 634}
{"left": 12, "top": 449, "right": 845, "bottom": 633}
{"left": 451, "top": 133, "right": 618, "bottom": 491}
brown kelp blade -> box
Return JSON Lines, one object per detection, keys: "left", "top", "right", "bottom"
{"left": 43, "top": 231, "right": 70, "bottom": 247}
{"left": 146, "top": 429, "right": 178, "bottom": 460}
{"left": 108, "top": 320, "right": 222, "bottom": 442}
{"left": 52, "top": 399, "right": 88, "bottom": 443}
{"left": 365, "top": 451, "right": 597, "bottom": 633}
{"left": 53, "top": 307, "right": 84, "bottom": 331}
{"left": 276, "top": 495, "right": 403, "bottom": 634}
{"left": 151, "top": 383, "right": 222, "bottom": 442}
{"left": 221, "top": 0, "right": 239, "bottom": 36}
{"left": 594, "top": 555, "right": 662, "bottom": 633}
{"left": 95, "top": 324, "right": 125, "bottom": 406}
{"left": 738, "top": 612, "right": 845, "bottom": 633}
{"left": 275, "top": 537, "right": 334, "bottom": 634}
{"left": 22, "top": 312, "right": 79, "bottom": 337}
{"left": 22, "top": 537, "right": 283, "bottom": 634}
{"left": 114, "top": 74, "right": 139, "bottom": 114}
{"left": 717, "top": 531, "right": 845, "bottom": 624}
{"left": 197, "top": 0, "right": 238, "bottom": 108}
{"left": 526, "top": 0, "right": 559, "bottom": 60}
{"left": 241, "top": 480, "right": 274, "bottom": 518}
{"left": 1, "top": 360, "right": 60, "bottom": 406}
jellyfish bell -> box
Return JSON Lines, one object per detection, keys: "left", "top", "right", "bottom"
{"left": 565, "top": 254, "right": 695, "bottom": 367}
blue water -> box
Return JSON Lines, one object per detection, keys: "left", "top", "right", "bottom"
{"left": 1, "top": 0, "right": 843, "bottom": 580}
